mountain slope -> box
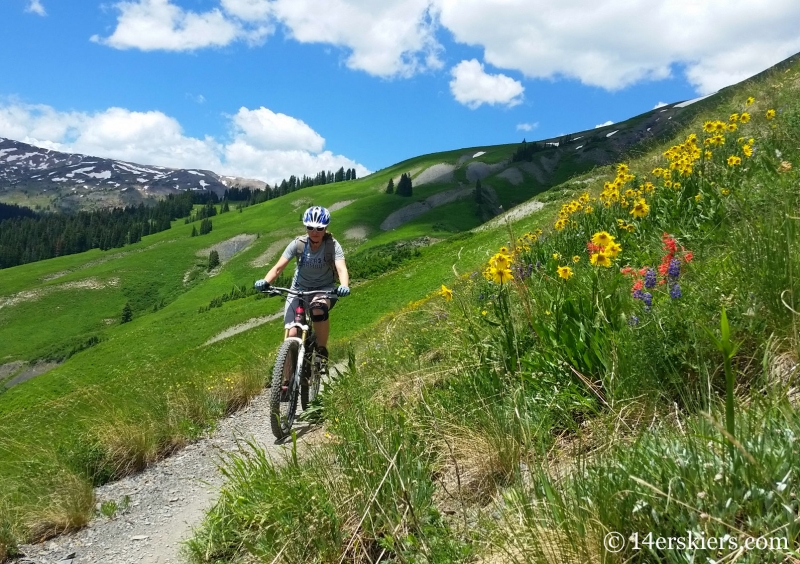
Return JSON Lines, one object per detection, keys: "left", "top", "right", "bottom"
{"left": 1, "top": 51, "right": 798, "bottom": 557}
{"left": 0, "top": 138, "right": 229, "bottom": 211}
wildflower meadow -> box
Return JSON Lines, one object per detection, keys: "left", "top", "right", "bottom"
{"left": 187, "top": 64, "right": 800, "bottom": 564}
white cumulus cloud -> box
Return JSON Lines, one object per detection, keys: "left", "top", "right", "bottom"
{"left": 653, "top": 101, "right": 668, "bottom": 109}
{"left": 434, "top": 0, "right": 800, "bottom": 94}
{"left": 26, "top": 0, "right": 46, "bottom": 16}
{"left": 516, "top": 122, "right": 538, "bottom": 132}
{"left": 230, "top": 107, "right": 324, "bottom": 153}
{"left": 0, "top": 102, "right": 369, "bottom": 185}
{"left": 92, "top": 0, "right": 271, "bottom": 51}
{"left": 269, "top": 0, "right": 442, "bottom": 78}
{"left": 449, "top": 59, "right": 524, "bottom": 109}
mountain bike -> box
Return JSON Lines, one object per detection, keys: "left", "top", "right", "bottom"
{"left": 260, "top": 286, "right": 340, "bottom": 439}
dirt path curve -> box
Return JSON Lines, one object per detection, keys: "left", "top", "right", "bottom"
{"left": 15, "top": 388, "right": 326, "bottom": 564}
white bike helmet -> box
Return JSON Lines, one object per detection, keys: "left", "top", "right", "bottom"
{"left": 302, "top": 206, "right": 331, "bottom": 229}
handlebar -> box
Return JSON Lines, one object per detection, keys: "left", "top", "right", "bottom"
{"left": 261, "top": 286, "right": 340, "bottom": 299}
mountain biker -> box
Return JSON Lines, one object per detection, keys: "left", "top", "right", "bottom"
{"left": 254, "top": 205, "right": 350, "bottom": 375}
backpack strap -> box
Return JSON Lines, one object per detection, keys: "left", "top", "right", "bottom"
{"left": 323, "top": 234, "right": 336, "bottom": 266}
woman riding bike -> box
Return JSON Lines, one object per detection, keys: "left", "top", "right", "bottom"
{"left": 255, "top": 206, "right": 350, "bottom": 380}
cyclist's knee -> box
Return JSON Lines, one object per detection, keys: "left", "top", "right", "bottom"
{"left": 310, "top": 300, "right": 330, "bottom": 322}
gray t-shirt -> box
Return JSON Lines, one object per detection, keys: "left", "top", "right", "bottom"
{"left": 282, "top": 236, "right": 345, "bottom": 290}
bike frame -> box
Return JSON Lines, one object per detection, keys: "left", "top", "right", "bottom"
{"left": 269, "top": 287, "right": 335, "bottom": 393}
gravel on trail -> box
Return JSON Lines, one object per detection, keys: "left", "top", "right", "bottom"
{"left": 15, "top": 392, "right": 322, "bottom": 564}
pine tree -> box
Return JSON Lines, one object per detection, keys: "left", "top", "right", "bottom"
{"left": 208, "top": 250, "right": 220, "bottom": 271}
{"left": 475, "top": 178, "right": 483, "bottom": 203}
{"left": 351, "top": 168, "right": 357, "bottom": 180}
{"left": 191, "top": 225, "right": 198, "bottom": 237}
{"left": 121, "top": 302, "right": 133, "bottom": 324}
{"left": 385, "top": 178, "right": 395, "bottom": 194}
{"left": 396, "top": 173, "right": 413, "bottom": 197}
{"left": 200, "top": 218, "right": 213, "bottom": 235}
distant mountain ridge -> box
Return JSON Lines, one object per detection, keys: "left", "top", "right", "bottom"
{"left": 0, "top": 138, "right": 239, "bottom": 211}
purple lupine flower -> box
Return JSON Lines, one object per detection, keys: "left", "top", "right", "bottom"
{"left": 478, "top": 293, "right": 485, "bottom": 300}
{"left": 670, "top": 283, "right": 682, "bottom": 299}
{"left": 633, "top": 289, "right": 645, "bottom": 301}
{"left": 628, "top": 315, "right": 639, "bottom": 327}
{"left": 642, "top": 292, "right": 653, "bottom": 308}
{"left": 644, "top": 268, "right": 657, "bottom": 289}
{"left": 668, "top": 259, "right": 681, "bottom": 279}
{"left": 526, "top": 263, "right": 534, "bottom": 277}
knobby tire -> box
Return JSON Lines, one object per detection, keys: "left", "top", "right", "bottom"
{"left": 270, "top": 339, "right": 300, "bottom": 439}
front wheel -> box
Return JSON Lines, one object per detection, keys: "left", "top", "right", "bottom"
{"left": 270, "top": 339, "right": 300, "bottom": 439}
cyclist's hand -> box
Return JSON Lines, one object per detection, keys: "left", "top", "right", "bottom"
{"left": 254, "top": 279, "right": 270, "bottom": 292}
{"left": 336, "top": 285, "right": 350, "bottom": 297}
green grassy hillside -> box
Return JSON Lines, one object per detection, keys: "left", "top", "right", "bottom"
{"left": 2, "top": 52, "right": 800, "bottom": 560}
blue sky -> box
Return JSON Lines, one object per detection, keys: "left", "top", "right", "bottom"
{"left": 2, "top": 0, "right": 800, "bottom": 184}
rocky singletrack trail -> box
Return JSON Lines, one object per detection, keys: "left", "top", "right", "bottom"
{"left": 15, "top": 390, "right": 322, "bottom": 564}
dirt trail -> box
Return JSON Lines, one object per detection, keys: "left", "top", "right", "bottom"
{"left": 15, "top": 389, "right": 326, "bottom": 564}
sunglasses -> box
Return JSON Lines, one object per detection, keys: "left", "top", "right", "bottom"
{"left": 306, "top": 226, "right": 326, "bottom": 232}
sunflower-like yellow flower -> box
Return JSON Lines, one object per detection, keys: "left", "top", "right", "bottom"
{"left": 557, "top": 265, "right": 574, "bottom": 280}
{"left": 590, "top": 251, "right": 612, "bottom": 268}
{"left": 729, "top": 113, "right": 739, "bottom": 123}
{"left": 605, "top": 241, "right": 622, "bottom": 258}
{"left": 643, "top": 182, "right": 655, "bottom": 193}
{"left": 727, "top": 156, "right": 742, "bottom": 166}
{"left": 630, "top": 198, "right": 650, "bottom": 218}
{"left": 746, "top": 96, "right": 755, "bottom": 106}
{"left": 714, "top": 121, "right": 727, "bottom": 132}
{"left": 626, "top": 224, "right": 636, "bottom": 233}
{"left": 704, "top": 150, "right": 713, "bottom": 160}
{"left": 440, "top": 285, "right": 453, "bottom": 301}
{"left": 491, "top": 253, "right": 512, "bottom": 271}
{"left": 702, "top": 121, "right": 715, "bottom": 133}
{"left": 552, "top": 252, "right": 560, "bottom": 260}
{"left": 721, "top": 188, "right": 730, "bottom": 195}
{"left": 591, "top": 231, "right": 614, "bottom": 247}
{"left": 742, "top": 144, "right": 753, "bottom": 157}
{"left": 579, "top": 192, "right": 591, "bottom": 203}
{"left": 554, "top": 218, "right": 567, "bottom": 231}
{"left": 727, "top": 123, "right": 738, "bottom": 132}
{"left": 493, "top": 268, "right": 514, "bottom": 284}
{"left": 766, "top": 109, "right": 776, "bottom": 120}
{"left": 617, "top": 163, "right": 629, "bottom": 175}
{"left": 572, "top": 255, "right": 581, "bottom": 263}
{"left": 739, "top": 112, "right": 750, "bottom": 123}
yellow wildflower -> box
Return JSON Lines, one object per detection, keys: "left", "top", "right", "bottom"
{"left": 702, "top": 121, "right": 715, "bottom": 133}
{"left": 743, "top": 144, "right": 753, "bottom": 157}
{"left": 590, "top": 251, "right": 612, "bottom": 268}
{"left": 617, "top": 163, "right": 629, "bottom": 175}
{"left": 572, "top": 255, "right": 581, "bottom": 263}
{"left": 766, "top": 109, "right": 776, "bottom": 120}
{"left": 694, "top": 194, "right": 702, "bottom": 202}
{"left": 729, "top": 113, "right": 739, "bottom": 123}
{"left": 557, "top": 265, "right": 574, "bottom": 280}
{"left": 591, "top": 231, "right": 614, "bottom": 247}
{"left": 493, "top": 268, "right": 514, "bottom": 284}
{"left": 721, "top": 188, "right": 730, "bottom": 195}
{"left": 553, "top": 252, "right": 560, "bottom": 260}
{"left": 605, "top": 241, "right": 622, "bottom": 258}
{"left": 745, "top": 96, "right": 754, "bottom": 106}
{"left": 440, "top": 285, "right": 453, "bottom": 301}
{"left": 727, "top": 123, "right": 737, "bottom": 132}
{"left": 630, "top": 198, "right": 649, "bottom": 218}
{"left": 727, "top": 156, "right": 742, "bottom": 166}
{"left": 625, "top": 224, "right": 636, "bottom": 233}
{"left": 739, "top": 112, "right": 750, "bottom": 123}
{"left": 554, "top": 218, "right": 567, "bottom": 231}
